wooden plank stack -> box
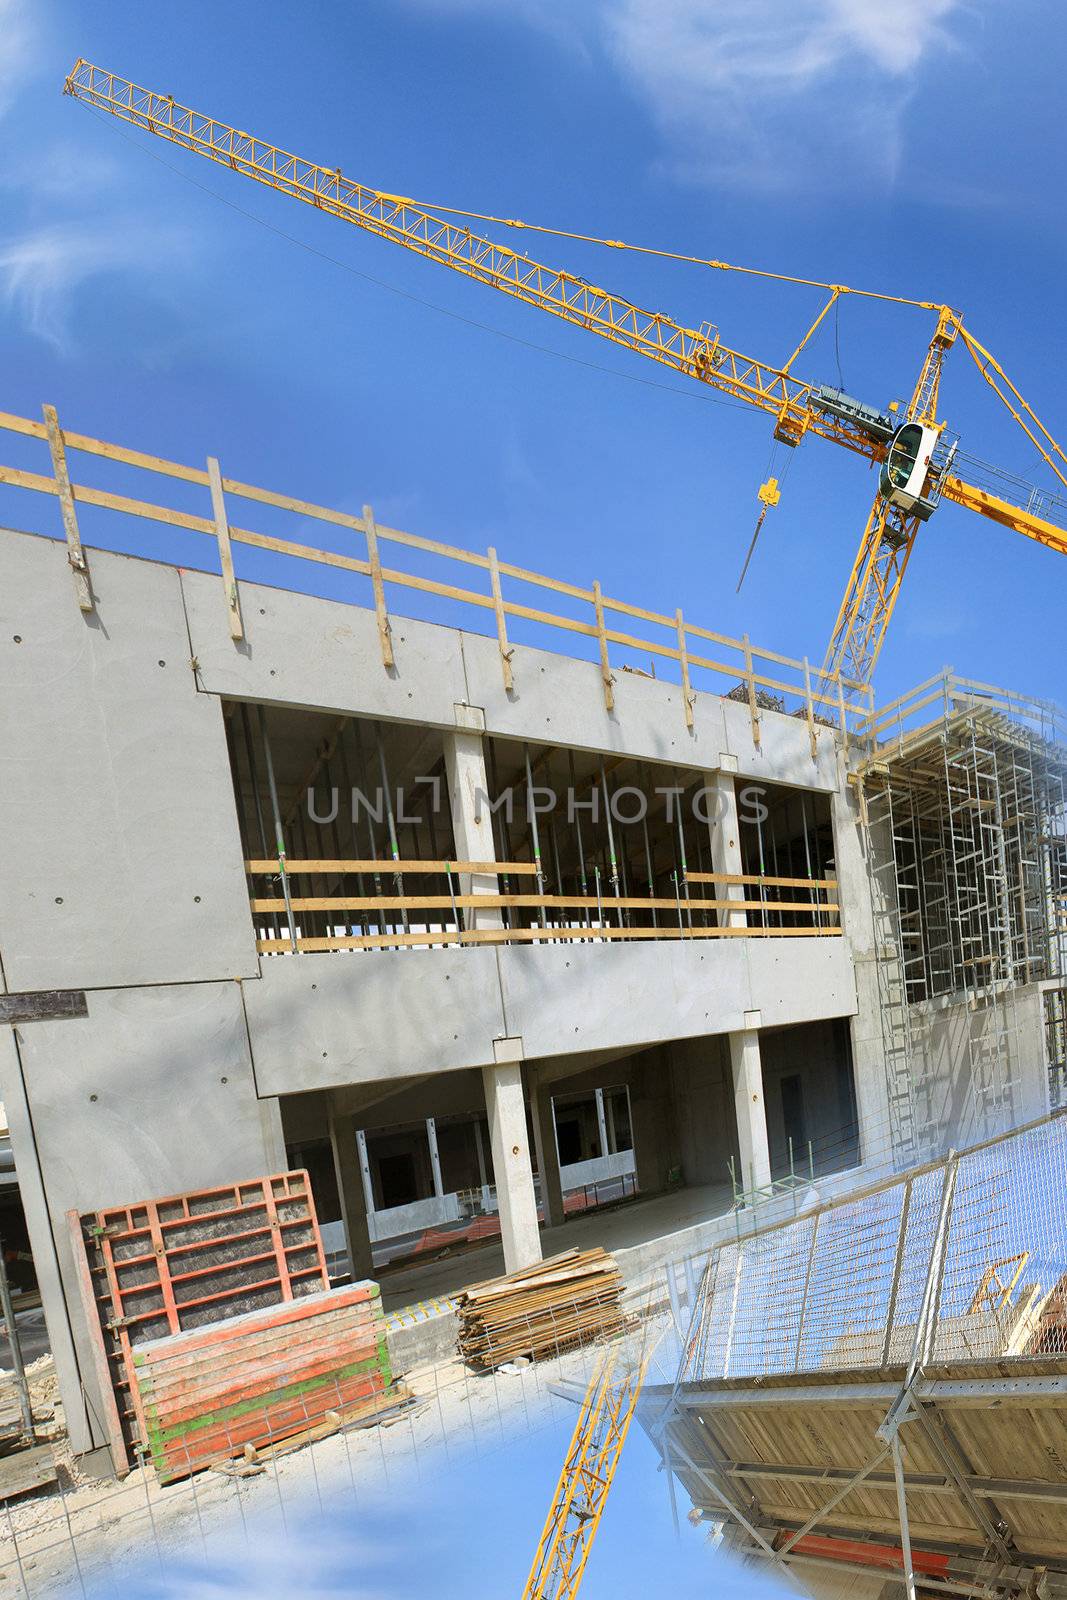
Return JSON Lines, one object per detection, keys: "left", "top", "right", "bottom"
{"left": 132, "top": 1281, "right": 394, "bottom": 1483}
{"left": 457, "top": 1248, "right": 626, "bottom": 1369}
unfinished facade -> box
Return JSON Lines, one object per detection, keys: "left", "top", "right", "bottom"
{"left": 0, "top": 406, "right": 1060, "bottom": 1471}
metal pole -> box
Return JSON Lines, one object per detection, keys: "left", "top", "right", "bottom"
{"left": 891, "top": 1435, "right": 918, "bottom": 1600}
{"left": 0, "top": 1239, "right": 34, "bottom": 1439}
{"left": 600, "top": 762, "right": 624, "bottom": 927}
{"left": 257, "top": 706, "right": 299, "bottom": 954}
{"left": 239, "top": 703, "right": 280, "bottom": 943}
{"left": 375, "top": 725, "right": 409, "bottom": 936}
{"left": 568, "top": 751, "right": 590, "bottom": 931}
{"left": 525, "top": 745, "right": 547, "bottom": 929}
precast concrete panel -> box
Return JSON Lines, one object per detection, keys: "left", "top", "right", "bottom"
{"left": 720, "top": 696, "right": 840, "bottom": 790}
{"left": 242, "top": 949, "right": 507, "bottom": 1096}
{"left": 458, "top": 628, "right": 730, "bottom": 767}
{"left": 10, "top": 980, "right": 279, "bottom": 1449}
{"left": 0, "top": 533, "right": 257, "bottom": 990}
{"left": 497, "top": 940, "right": 751, "bottom": 1059}
{"left": 180, "top": 569, "right": 469, "bottom": 724}
{"left": 742, "top": 937, "right": 857, "bottom": 1028}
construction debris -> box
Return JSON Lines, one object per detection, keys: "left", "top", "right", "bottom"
{"left": 457, "top": 1249, "right": 626, "bottom": 1370}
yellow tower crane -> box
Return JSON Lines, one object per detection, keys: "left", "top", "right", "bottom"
{"left": 63, "top": 60, "right": 1067, "bottom": 689}
{"left": 522, "top": 1342, "right": 652, "bottom": 1600}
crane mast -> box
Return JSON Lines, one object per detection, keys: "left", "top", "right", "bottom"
{"left": 63, "top": 59, "right": 1067, "bottom": 690}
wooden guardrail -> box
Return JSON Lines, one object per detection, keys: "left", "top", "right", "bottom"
{"left": 0, "top": 405, "right": 873, "bottom": 745}
{"left": 244, "top": 858, "right": 840, "bottom": 953}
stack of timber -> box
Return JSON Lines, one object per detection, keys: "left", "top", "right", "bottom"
{"left": 132, "top": 1281, "right": 395, "bottom": 1483}
{"left": 457, "top": 1249, "right": 625, "bottom": 1369}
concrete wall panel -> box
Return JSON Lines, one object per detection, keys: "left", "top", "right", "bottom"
{"left": 743, "top": 938, "right": 857, "bottom": 1029}
{"left": 243, "top": 951, "right": 506, "bottom": 1096}
{"left": 12, "top": 981, "right": 278, "bottom": 1449}
{"left": 181, "top": 568, "right": 469, "bottom": 725}
{"left": 0, "top": 533, "right": 256, "bottom": 990}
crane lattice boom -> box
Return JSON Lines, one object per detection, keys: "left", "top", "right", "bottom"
{"left": 63, "top": 59, "right": 1067, "bottom": 688}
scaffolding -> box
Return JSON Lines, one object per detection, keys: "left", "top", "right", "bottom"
{"left": 859, "top": 676, "right": 1067, "bottom": 1164}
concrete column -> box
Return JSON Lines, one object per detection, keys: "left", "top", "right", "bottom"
{"left": 730, "top": 1018, "right": 771, "bottom": 1193}
{"left": 482, "top": 1038, "right": 541, "bottom": 1272}
{"left": 706, "top": 763, "right": 747, "bottom": 928}
{"left": 328, "top": 1099, "right": 374, "bottom": 1281}
{"left": 443, "top": 704, "right": 502, "bottom": 930}
{"left": 531, "top": 1068, "right": 566, "bottom": 1229}
{"left": 829, "top": 763, "right": 895, "bottom": 1174}
{"left": 425, "top": 1116, "right": 444, "bottom": 1198}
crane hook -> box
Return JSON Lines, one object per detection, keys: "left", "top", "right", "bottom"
{"left": 736, "top": 477, "right": 781, "bottom": 593}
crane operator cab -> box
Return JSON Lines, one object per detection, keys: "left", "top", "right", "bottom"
{"left": 880, "top": 420, "right": 952, "bottom": 521}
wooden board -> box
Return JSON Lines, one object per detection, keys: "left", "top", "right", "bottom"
{"left": 457, "top": 1248, "right": 626, "bottom": 1369}
{"left": 131, "top": 1283, "right": 393, "bottom": 1483}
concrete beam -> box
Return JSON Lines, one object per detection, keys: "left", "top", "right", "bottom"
{"left": 482, "top": 1038, "right": 541, "bottom": 1273}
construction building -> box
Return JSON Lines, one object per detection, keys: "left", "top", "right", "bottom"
{"left": 0, "top": 403, "right": 1063, "bottom": 1474}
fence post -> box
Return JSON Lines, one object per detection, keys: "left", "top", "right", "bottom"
{"left": 742, "top": 634, "right": 761, "bottom": 749}
{"left": 42, "top": 403, "right": 93, "bottom": 613}
{"left": 363, "top": 503, "right": 395, "bottom": 669}
{"left": 593, "top": 581, "right": 615, "bottom": 712}
{"left": 792, "top": 1212, "right": 820, "bottom": 1372}
{"left": 676, "top": 609, "right": 694, "bottom": 732}
{"left": 207, "top": 455, "right": 244, "bottom": 642}
{"left": 488, "top": 546, "right": 514, "bottom": 691}
{"left": 881, "top": 1178, "right": 913, "bottom": 1367}
{"left": 907, "top": 1153, "right": 958, "bottom": 1380}
{"left": 802, "top": 656, "right": 817, "bottom": 763}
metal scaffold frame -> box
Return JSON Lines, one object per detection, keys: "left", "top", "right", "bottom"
{"left": 859, "top": 676, "right": 1067, "bottom": 1163}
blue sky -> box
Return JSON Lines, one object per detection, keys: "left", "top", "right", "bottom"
{"left": 1, "top": 0, "right": 1065, "bottom": 708}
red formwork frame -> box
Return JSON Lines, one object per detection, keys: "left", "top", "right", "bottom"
{"left": 69, "top": 1169, "right": 330, "bottom": 1469}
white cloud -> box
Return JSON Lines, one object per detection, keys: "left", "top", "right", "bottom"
{"left": 0, "top": 220, "right": 194, "bottom": 352}
{"left": 605, "top": 0, "right": 964, "bottom": 191}
{"left": 0, "top": 0, "right": 37, "bottom": 121}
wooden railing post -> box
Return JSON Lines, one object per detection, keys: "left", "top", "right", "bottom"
{"left": 593, "top": 580, "right": 615, "bottom": 712}
{"left": 363, "top": 503, "right": 395, "bottom": 669}
{"left": 488, "top": 545, "right": 514, "bottom": 691}
{"left": 42, "top": 404, "right": 93, "bottom": 613}
{"left": 743, "top": 634, "right": 761, "bottom": 749}
{"left": 207, "top": 456, "right": 244, "bottom": 642}
{"left": 676, "top": 608, "right": 695, "bottom": 732}
{"left": 802, "top": 656, "right": 817, "bottom": 763}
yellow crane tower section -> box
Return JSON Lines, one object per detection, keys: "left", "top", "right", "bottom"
{"left": 522, "top": 1344, "right": 650, "bottom": 1600}
{"left": 62, "top": 60, "right": 1067, "bottom": 689}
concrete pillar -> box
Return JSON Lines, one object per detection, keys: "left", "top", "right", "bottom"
{"left": 425, "top": 1116, "right": 444, "bottom": 1198}
{"left": 706, "top": 763, "right": 747, "bottom": 928}
{"left": 730, "top": 1019, "right": 771, "bottom": 1193}
{"left": 531, "top": 1067, "right": 566, "bottom": 1229}
{"left": 328, "top": 1099, "right": 374, "bottom": 1281}
{"left": 829, "top": 763, "right": 895, "bottom": 1174}
{"left": 443, "top": 704, "right": 502, "bottom": 930}
{"left": 482, "top": 1038, "right": 541, "bottom": 1272}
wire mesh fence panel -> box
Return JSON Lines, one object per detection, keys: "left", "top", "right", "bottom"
{"left": 796, "top": 1181, "right": 905, "bottom": 1373}
{"left": 933, "top": 1115, "right": 1067, "bottom": 1362}
{"left": 678, "top": 1111, "right": 1067, "bottom": 1385}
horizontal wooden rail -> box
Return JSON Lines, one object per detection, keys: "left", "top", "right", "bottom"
{"left": 684, "top": 871, "right": 837, "bottom": 891}
{"left": 243, "top": 858, "right": 540, "bottom": 875}
{"left": 251, "top": 892, "right": 840, "bottom": 915}
{"left": 0, "top": 407, "right": 877, "bottom": 741}
{"left": 256, "top": 924, "right": 844, "bottom": 953}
